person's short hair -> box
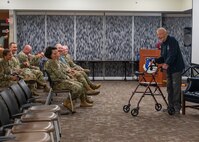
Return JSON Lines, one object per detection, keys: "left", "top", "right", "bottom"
{"left": 44, "top": 46, "right": 57, "bottom": 59}
{"left": 55, "top": 43, "right": 62, "bottom": 48}
{"left": 2, "top": 49, "right": 11, "bottom": 57}
{"left": 157, "top": 27, "right": 167, "bottom": 34}
{"left": 9, "top": 42, "right": 17, "bottom": 48}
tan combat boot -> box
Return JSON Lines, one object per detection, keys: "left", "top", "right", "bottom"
{"left": 31, "top": 89, "right": 40, "bottom": 96}
{"left": 63, "top": 99, "right": 76, "bottom": 112}
{"left": 30, "top": 86, "right": 40, "bottom": 96}
{"left": 37, "top": 81, "right": 50, "bottom": 92}
{"left": 43, "top": 84, "right": 51, "bottom": 92}
{"left": 80, "top": 101, "right": 93, "bottom": 107}
{"left": 86, "top": 96, "right": 94, "bottom": 104}
{"left": 80, "top": 96, "right": 93, "bottom": 107}
{"left": 32, "top": 91, "right": 40, "bottom": 96}
{"left": 83, "top": 69, "right": 90, "bottom": 73}
{"left": 90, "top": 83, "right": 101, "bottom": 90}
{"left": 86, "top": 88, "right": 100, "bottom": 96}
{"left": 85, "top": 84, "right": 100, "bottom": 96}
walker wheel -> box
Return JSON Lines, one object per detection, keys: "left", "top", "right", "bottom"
{"left": 131, "top": 108, "right": 139, "bottom": 116}
{"left": 155, "top": 103, "right": 162, "bottom": 111}
{"left": 168, "top": 107, "right": 175, "bottom": 115}
{"left": 123, "top": 105, "right": 130, "bottom": 113}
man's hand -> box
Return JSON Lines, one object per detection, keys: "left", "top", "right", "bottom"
{"left": 15, "top": 68, "right": 23, "bottom": 73}
{"left": 23, "top": 61, "right": 30, "bottom": 67}
{"left": 11, "top": 75, "right": 19, "bottom": 81}
{"left": 36, "top": 52, "right": 44, "bottom": 58}
{"left": 70, "top": 70, "right": 76, "bottom": 76}
{"left": 66, "top": 68, "right": 72, "bottom": 73}
{"left": 162, "top": 63, "right": 169, "bottom": 70}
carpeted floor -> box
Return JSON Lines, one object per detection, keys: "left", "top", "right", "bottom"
{"left": 54, "top": 81, "right": 199, "bottom": 142}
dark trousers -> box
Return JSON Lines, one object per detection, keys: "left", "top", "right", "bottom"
{"left": 167, "top": 72, "right": 182, "bottom": 112}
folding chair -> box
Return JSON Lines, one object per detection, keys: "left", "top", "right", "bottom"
{"left": 45, "top": 70, "right": 75, "bottom": 113}
{"left": 0, "top": 97, "right": 54, "bottom": 142}
{"left": 0, "top": 88, "right": 60, "bottom": 142}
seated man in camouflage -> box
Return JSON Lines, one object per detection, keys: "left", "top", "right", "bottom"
{"left": 0, "top": 49, "right": 20, "bottom": 88}
{"left": 30, "top": 51, "right": 45, "bottom": 70}
{"left": 57, "top": 44, "right": 90, "bottom": 73}
{"left": 44, "top": 46, "right": 93, "bottom": 111}
{"left": 17, "top": 44, "right": 50, "bottom": 92}
{"left": 18, "top": 44, "right": 40, "bottom": 70}
{"left": 56, "top": 44, "right": 101, "bottom": 91}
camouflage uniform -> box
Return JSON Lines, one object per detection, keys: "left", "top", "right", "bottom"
{"left": 18, "top": 51, "right": 40, "bottom": 70}
{"left": 10, "top": 56, "right": 36, "bottom": 80}
{"left": 59, "top": 56, "right": 97, "bottom": 92}
{"left": 31, "top": 56, "right": 47, "bottom": 72}
{"left": 64, "top": 54, "right": 83, "bottom": 71}
{"left": 17, "top": 51, "right": 48, "bottom": 86}
{"left": 61, "top": 55, "right": 96, "bottom": 89}
{"left": 0, "top": 59, "right": 17, "bottom": 87}
{"left": 9, "top": 55, "right": 37, "bottom": 91}
{"left": 30, "top": 55, "right": 41, "bottom": 67}
{"left": 44, "top": 59, "right": 85, "bottom": 99}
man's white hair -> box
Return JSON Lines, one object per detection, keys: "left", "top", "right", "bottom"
{"left": 55, "top": 43, "right": 62, "bottom": 49}
{"left": 157, "top": 27, "right": 167, "bottom": 33}
{"left": 62, "top": 45, "right": 68, "bottom": 50}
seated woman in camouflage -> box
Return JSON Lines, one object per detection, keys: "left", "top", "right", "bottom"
{"left": 44, "top": 47, "right": 93, "bottom": 112}
{"left": 0, "top": 49, "right": 20, "bottom": 88}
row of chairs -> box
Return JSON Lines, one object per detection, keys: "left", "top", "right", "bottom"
{"left": 0, "top": 80, "right": 62, "bottom": 142}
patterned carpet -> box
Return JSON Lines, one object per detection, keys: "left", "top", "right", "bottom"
{"left": 53, "top": 81, "right": 199, "bottom": 142}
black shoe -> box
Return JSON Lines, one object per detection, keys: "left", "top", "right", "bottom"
{"left": 175, "top": 111, "right": 180, "bottom": 115}
{"left": 168, "top": 107, "right": 175, "bottom": 115}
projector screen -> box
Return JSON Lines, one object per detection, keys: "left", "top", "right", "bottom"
{"left": 191, "top": 0, "right": 199, "bottom": 65}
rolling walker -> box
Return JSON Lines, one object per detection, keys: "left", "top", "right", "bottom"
{"left": 123, "top": 58, "right": 174, "bottom": 116}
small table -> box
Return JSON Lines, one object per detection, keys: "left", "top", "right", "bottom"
{"left": 75, "top": 60, "right": 132, "bottom": 81}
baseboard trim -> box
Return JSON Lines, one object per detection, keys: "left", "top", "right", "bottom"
{"left": 88, "top": 76, "right": 136, "bottom": 80}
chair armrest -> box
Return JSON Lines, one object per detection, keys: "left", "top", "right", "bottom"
{"left": 0, "top": 135, "right": 16, "bottom": 141}
{"left": 0, "top": 123, "right": 22, "bottom": 131}
{"left": 45, "top": 88, "right": 53, "bottom": 105}
{"left": 134, "top": 71, "right": 144, "bottom": 76}
{"left": 184, "top": 77, "right": 199, "bottom": 92}
{"left": 20, "top": 103, "right": 42, "bottom": 111}
{"left": 12, "top": 112, "right": 27, "bottom": 118}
